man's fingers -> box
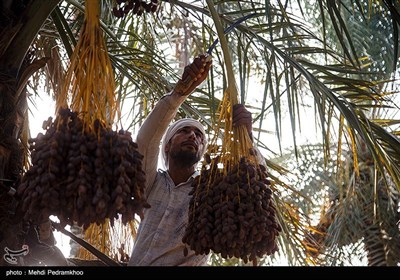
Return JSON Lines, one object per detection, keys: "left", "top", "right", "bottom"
{"left": 184, "top": 66, "right": 199, "bottom": 81}
{"left": 232, "top": 104, "right": 251, "bottom": 126}
{"left": 185, "top": 55, "right": 211, "bottom": 80}
{"left": 193, "top": 54, "right": 212, "bottom": 75}
{"left": 174, "top": 53, "right": 212, "bottom": 96}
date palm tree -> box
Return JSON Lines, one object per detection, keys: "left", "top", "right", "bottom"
{"left": 0, "top": 0, "right": 399, "bottom": 266}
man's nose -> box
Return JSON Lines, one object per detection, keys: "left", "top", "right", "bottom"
{"left": 187, "top": 130, "right": 197, "bottom": 139}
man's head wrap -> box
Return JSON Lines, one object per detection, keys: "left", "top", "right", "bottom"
{"left": 161, "top": 118, "right": 208, "bottom": 167}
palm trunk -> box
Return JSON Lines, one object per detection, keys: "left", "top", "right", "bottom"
{"left": 0, "top": 0, "right": 60, "bottom": 266}
{"left": 0, "top": 73, "right": 26, "bottom": 266}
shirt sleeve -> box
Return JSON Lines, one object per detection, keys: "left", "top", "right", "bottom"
{"left": 135, "top": 93, "right": 187, "bottom": 196}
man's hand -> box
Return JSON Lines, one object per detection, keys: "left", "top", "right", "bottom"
{"left": 232, "top": 104, "right": 253, "bottom": 140}
{"left": 173, "top": 54, "right": 212, "bottom": 96}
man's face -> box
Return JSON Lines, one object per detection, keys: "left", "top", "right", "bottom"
{"left": 165, "top": 126, "right": 205, "bottom": 167}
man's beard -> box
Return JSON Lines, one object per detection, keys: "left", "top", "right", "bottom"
{"left": 170, "top": 150, "right": 201, "bottom": 168}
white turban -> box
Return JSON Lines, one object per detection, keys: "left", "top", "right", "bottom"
{"left": 161, "top": 118, "right": 208, "bottom": 167}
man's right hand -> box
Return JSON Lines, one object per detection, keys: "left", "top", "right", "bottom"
{"left": 172, "top": 54, "right": 212, "bottom": 96}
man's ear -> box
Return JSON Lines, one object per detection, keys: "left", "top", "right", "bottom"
{"left": 164, "top": 141, "right": 171, "bottom": 154}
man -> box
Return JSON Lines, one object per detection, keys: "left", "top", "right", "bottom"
{"left": 128, "top": 54, "right": 255, "bottom": 266}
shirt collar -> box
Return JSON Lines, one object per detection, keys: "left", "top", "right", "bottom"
{"left": 160, "top": 169, "right": 199, "bottom": 188}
